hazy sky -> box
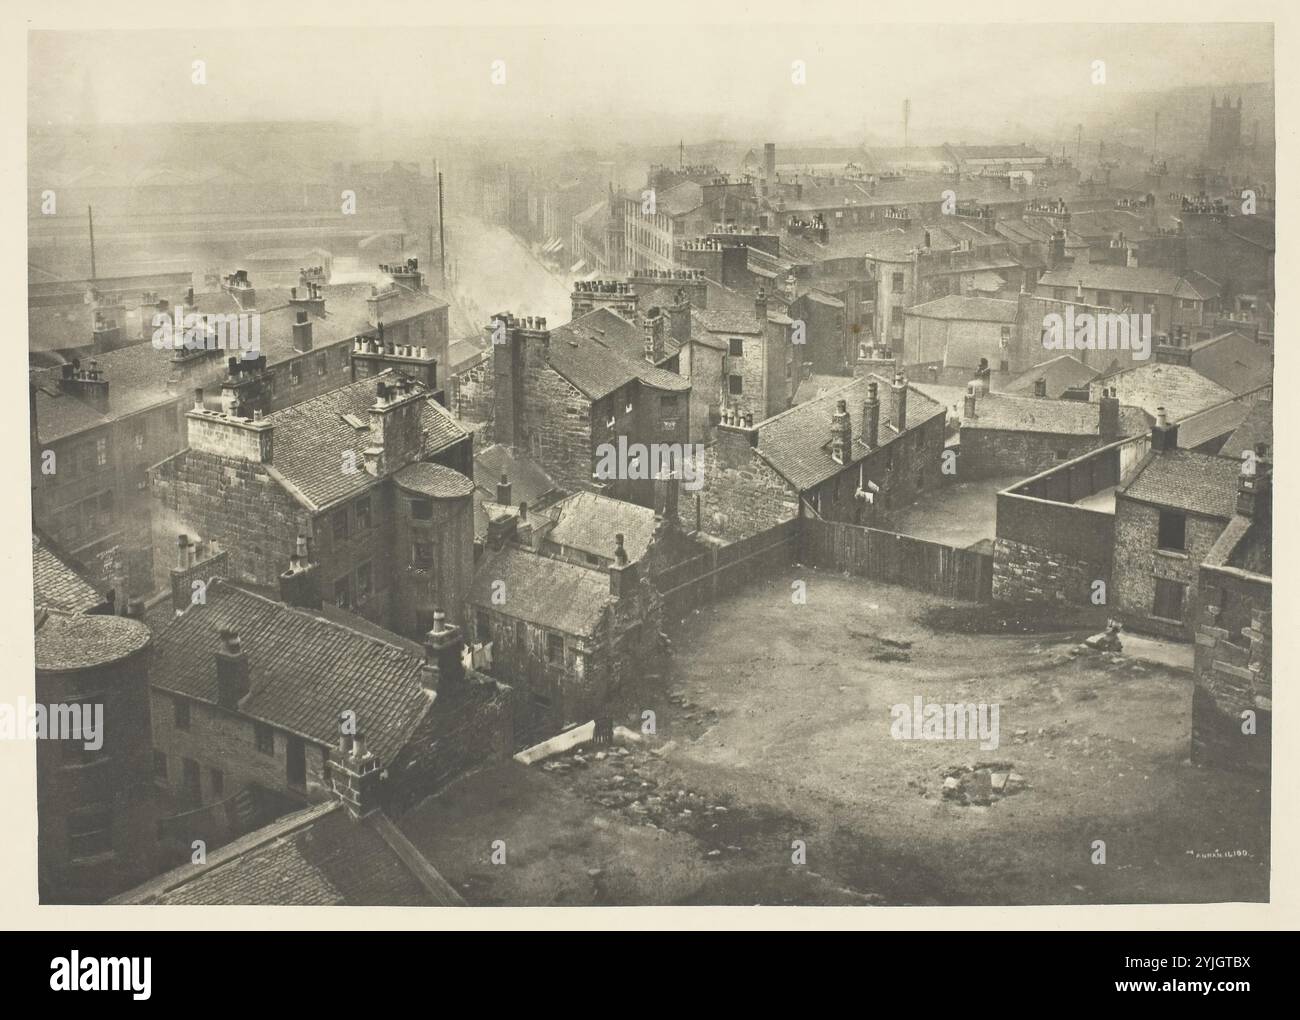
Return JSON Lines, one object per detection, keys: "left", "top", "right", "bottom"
{"left": 29, "top": 23, "right": 1273, "bottom": 143}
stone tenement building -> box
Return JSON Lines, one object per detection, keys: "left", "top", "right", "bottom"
{"left": 1112, "top": 413, "right": 1247, "bottom": 641}
{"left": 149, "top": 370, "right": 475, "bottom": 641}
{"left": 30, "top": 263, "right": 450, "bottom": 598}
{"left": 149, "top": 578, "right": 516, "bottom": 825}
{"left": 33, "top": 561, "right": 154, "bottom": 903}
{"left": 468, "top": 508, "right": 664, "bottom": 735}
{"left": 688, "top": 373, "right": 945, "bottom": 542}
{"left": 482, "top": 310, "right": 691, "bottom": 508}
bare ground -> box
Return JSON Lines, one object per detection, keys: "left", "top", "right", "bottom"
{"left": 400, "top": 566, "right": 1269, "bottom": 906}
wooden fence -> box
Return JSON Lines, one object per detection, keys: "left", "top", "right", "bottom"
{"left": 799, "top": 517, "right": 993, "bottom": 602}
{"left": 655, "top": 518, "right": 799, "bottom": 615}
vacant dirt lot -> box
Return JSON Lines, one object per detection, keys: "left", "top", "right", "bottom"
{"left": 403, "top": 566, "right": 1268, "bottom": 906}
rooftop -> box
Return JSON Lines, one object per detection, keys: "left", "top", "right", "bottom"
{"left": 1118, "top": 448, "right": 1242, "bottom": 519}
{"left": 469, "top": 547, "right": 613, "bottom": 638}
{"left": 1088, "top": 362, "right": 1236, "bottom": 421}
{"left": 1003, "top": 355, "right": 1100, "bottom": 399}
{"left": 1037, "top": 265, "right": 1221, "bottom": 301}
{"left": 756, "top": 374, "right": 945, "bottom": 492}
{"left": 260, "top": 371, "right": 468, "bottom": 511}
{"left": 905, "top": 294, "right": 1018, "bottom": 323}
{"left": 547, "top": 308, "right": 690, "bottom": 399}
{"left": 544, "top": 491, "right": 658, "bottom": 564}
{"left": 961, "top": 392, "right": 1150, "bottom": 436}
{"left": 31, "top": 535, "right": 104, "bottom": 614}
{"left": 34, "top": 609, "right": 151, "bottom": 672}
{"left": 114, "top": 802, "right": 439, "bottom": 906}
{"left": 151, "top": 580, "right": 434, "bottom": 765}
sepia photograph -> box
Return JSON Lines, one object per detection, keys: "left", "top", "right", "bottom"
{"left": 4, "top": 2, "right": 1291, "bottom": 950}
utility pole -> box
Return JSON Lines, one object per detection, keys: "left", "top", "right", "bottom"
{"left": 1076, "top": 124, "right": 1082, "bottom": 163}
{"left": 87, "top": 205, "right": 96, "bottom": 280}
{"left": 903, "top": 99, "right": 910, "bottom": 149}
{"left": 1152, "top": 111, "right": 1160, "bottom": 158}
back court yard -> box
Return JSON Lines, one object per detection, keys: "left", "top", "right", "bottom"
{"left": 404, "top": 566, "right": 1268, "bottom": 906}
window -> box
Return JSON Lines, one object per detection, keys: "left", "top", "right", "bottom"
{"left": 1096, "top": 290, "right": 1110, "bottom": 306}
{"left": 547, "top": 632, "right": 565, "bottom": 665}
{"left": 412, "top": 541, "right": 434, "bottom": 568}
{"left": 334, "top": 574, "right": 352, "bottom": 609}
{"left": 891, "top": 272, "right": 905, "bottom": 294}
{"left": 254, "top": 723, "right": 275, "bottom": 755}
{"left": 1153, "top": 578, "right": 1185, "bottom": 621}
{"left": 153, "top": 752, "right": 168, "bottom": 781}
{"left": 182, "top": 758, "right": 201, "bottom": 804}
{"left": 476, "top": 610, "right": 492, "bottom": 644}
{"left": 67, "top": 808, "right": 113, "bottom": 860}
{"left": 728, "top": 375, "right": 743, "bottom": 396}
{"left": 728, "top": 337, "right": 745, "bottom": 357}
{"left": 133, "top": 426, "right": 145, "bottom": 451}
{"left": 173, "top": 698, "right": 190, "bottom": 731}
{"left": 1000, "top": 326, "right": 1012, "bottom": 345}
{"left": 210, "top": 768, "right": 224, "bottom": 799}
{"left": 660, "top": 394, "right": 679, "bottom": 416}
{"left": 356, "top": 561, "right": 372, "bottom": 600}
{"left": 95, "top": 437, "right": 108, "bottom": 466}
{"left": 340, "top": 346, "right": 351, "bottom": 369}
{"left": 332, "top": 508, "right": 349, "bottom": 543}
{"left": 1055, "top": 448, "right": 1071, "bottom": 461}
{"left": 410, "top": 498, "right": 433, "bottom": 521}
{"left": 1157, "top": 510, "right": 1186, "bottom": 552}
{"left": 290, "top": 361, "right": 303, "bottom": 386}
{"left": 356, "top": 496, "right": 372, "bottom": 531}
{"left": 316, "top": 353, "right": 328, "bottom": 377}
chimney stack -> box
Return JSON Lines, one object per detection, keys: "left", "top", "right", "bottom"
{"left": 890, "top": 372, "right": 908, "bottom": 431}
{"left": 830, "top": 398, "right": 852, "bottom": 464}
{"left": 1150, "top": 406, "right": 1179, "bottom": 452}
{"left": 964, "top": 382, "right": 978, "bottom": 419}
{"left": 292, "top": 309, "right": 313, "bottom": 353}
{"left": 862, "top": 382, "right": 880, "bottom": 447}
{"left": 279, "top": 533, "right": 321, "bottom": 608}
{"left": 1236, "top": 442, "right": 1271, "bottom": 519}
{"left": 496, "top": 473, "right": 512, "bottom": 506}
{"left": 215, "top": 629, "right": 251, "bottom": 708}
{"left": 609, "top": 534, "right": 639, "bottom": 597}
{"left": 329, "top": 724, "right": 383, "bottom": 819}
{"left": 755, "top": 287, "right": 768, "bottom": 325}
{"left": 1098, "top": 387, "right": 1120, "bottom": 440}
{"left": 422, "top": 609, "right": 467, "bottom": 693}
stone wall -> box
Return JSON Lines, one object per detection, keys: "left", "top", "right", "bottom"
{"left": 992, "top": 537, "right": 1105, "bottom": 605}
{"left": 150, "top": 448, "right": 308, "bottom": 589}
{"left": 685, "top": 424, "right": 798, "bottom": 541}
{"left": 1113, "top": 500, "right": 1226, "bottom": 639}
{"left": 152, "top": 691, "right": 331, "bottom": 805}
{"left": 960, "top": 427, "right": 1105, "bottom": 480}
{"left": 1192, "top": 595, "right": 1270, "bottom": 772}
